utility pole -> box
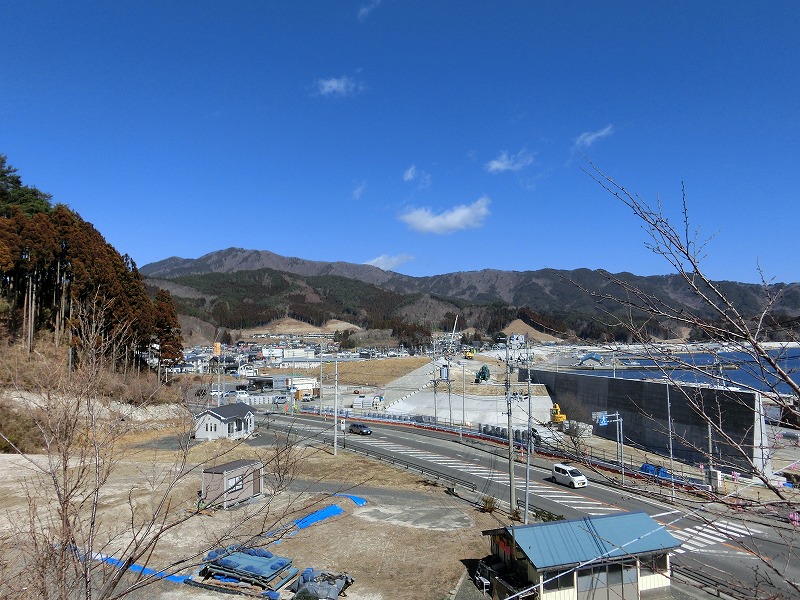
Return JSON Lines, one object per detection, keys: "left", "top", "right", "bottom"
{"left": 447, "top": 358, "right": 453, "bottom": 427}
{"left": 505, "top": 341, "right": 516, "bottom": 517}
{"left": 216, "top": 339, "right": 222, "bottom": 408}
{"left": 333, "top": 355, "right": 339, "bottom": 456}
{"left": 432, "top": 338, "right": 438, "bottom": 425}
{"left": 524, "top": 342, "right": 532, "bottom": 524}
{"left": 432, "top": 362, "right": 451, "bottom": 427}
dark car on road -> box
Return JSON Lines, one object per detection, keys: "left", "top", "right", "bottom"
{"left": 348, "top": 423, "right": 372, "bottom": 435}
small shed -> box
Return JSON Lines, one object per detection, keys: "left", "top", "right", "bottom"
{"left": 194, "top": 403, "right": 256, "bottom": 441}
{"left": 202, "top": 459, "right": 264, "bottom": 509}
{"left": 481, "top": 512, "right": 681, "bottom": 599}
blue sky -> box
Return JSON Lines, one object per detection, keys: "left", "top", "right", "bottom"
{"left": 2, "top": 1, "right": 798, "bottom": 284}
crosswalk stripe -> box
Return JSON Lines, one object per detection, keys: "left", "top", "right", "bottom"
{"left": 713, "top": 520, "right": 762, "bottom": 536}
{"left": 689, "top": 530, "right": 725, "bottom": 544}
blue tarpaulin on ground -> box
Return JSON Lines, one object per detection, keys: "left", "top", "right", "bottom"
{"left": 294, "top": 504, "right": 344, "bottom": 529}
{"left": 96, "top": 555, "right": 187, "bottom": 583}
{"left": 333, "top": 494, "right": 367, "bottom": 506}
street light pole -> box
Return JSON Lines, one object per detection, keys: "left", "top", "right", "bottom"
{"left": 666, "top": 382, "right": 675, "bottom": 498}
{"left": 460, "top": 362, "right": 466, "bottom": 442}
{"left": 606, "top": 411, "right": 624, "bottom": 485}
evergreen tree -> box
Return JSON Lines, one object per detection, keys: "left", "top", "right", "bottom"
{"left": 153, "top": 289, "right": 183, "bottom": 369}
{"left": 0, "top": 154, "right": 53, "bottom": 217}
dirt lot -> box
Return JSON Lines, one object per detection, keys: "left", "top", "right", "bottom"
{"left": 181, "top": 430, "right": 504, "bottom": 599}
{"left": 0, "top": 424, "right": 503, "bottom": 600}
{"left": 196, "top": 356, "right": 431, "bottom": 392}
{"left": 315, "top": 356, "right": 430, "bottom": 388}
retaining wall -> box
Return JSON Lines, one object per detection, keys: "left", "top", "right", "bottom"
{"left": 526, "top": 368, "right": 771, "bottom": 476}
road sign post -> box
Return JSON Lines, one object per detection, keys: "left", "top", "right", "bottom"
{"left": 596, "top": 411, "right": 624, "bottom": 485}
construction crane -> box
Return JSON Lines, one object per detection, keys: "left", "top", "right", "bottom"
{"left": 443, "top": 316, "right": 459, "bottom": 355}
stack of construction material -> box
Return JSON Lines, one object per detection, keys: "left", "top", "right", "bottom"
{"left": 202, "top": 546, "right": 298, "bottom": 593}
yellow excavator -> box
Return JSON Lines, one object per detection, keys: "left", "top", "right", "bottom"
{"left": 464, "top": 348, "right": 475, "bottom": 359}
{"left": 549, "top": 404, "right": 567, "bottom": 424}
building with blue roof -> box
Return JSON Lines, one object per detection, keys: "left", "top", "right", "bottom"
{"left": 480, "top": 512, "right": 680, "bottom": 599}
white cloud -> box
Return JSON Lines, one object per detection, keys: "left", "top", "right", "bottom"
{"left": 484, "top": 149, "right": 534, "bottom": 173}
{"left": 403, "top": 164, "right": 431, "bottom": 187}
{"left": 365, "top": 253, "right": 414, "bottom": 271}
{"left": 399, "top": 196, "right": 491, "bottom": 234}
{"left": 573, "top": 124, "right": 614, "bottom": 151}
{"left": 315, "top": 76, "right": 363, "bottom": 97}
{"left": 357, "top": 0, "right": 382, "bottom": 21}
{"left": 353, "top": 181, "right": 366, "bottom": 200}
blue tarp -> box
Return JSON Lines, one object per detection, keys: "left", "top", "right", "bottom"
{"left": 96, "top": 555, "right": 187, "bottom": 583}
{"left": 333, "top": 494, "right": 368, "bottom": 506}
{"left": 295, "top": 505, "right": 344, "bottom": 529}
{"left": 204, "top": 549, "right": 296, "bottom": 590}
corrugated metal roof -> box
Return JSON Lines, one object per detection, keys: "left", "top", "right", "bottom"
{"left": 503, "top": 512, "right": 680, "bottom": 570}
{"left": 203, "top": 459, "right": 262, "bottom": 474}
{"left": 203, "top": 402, "right": 254, "bottom": 420}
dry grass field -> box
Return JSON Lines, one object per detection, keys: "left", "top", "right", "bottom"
{"left": 0, "top": 417, "right": 502, "bottom": 600}
{"left": 313, "top": 356, "right": 430, "bottom": 388}
{"left": 0, "top": 326, "right": 532, "bottom": 599}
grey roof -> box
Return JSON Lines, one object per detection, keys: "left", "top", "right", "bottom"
{"left": 202, "top": 402, "right": 254, "bottom": 420}
{"left": 203, "top": 459, "right": 262, "bottom": 474}
{"left": 488, "top": 512, "right": 681, "bottom": 570}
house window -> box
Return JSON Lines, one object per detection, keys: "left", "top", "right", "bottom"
{"left": 607, "top": 563, "right": 623, "bottom": 587}
{"left": 577, "top": 567, "right": 607, "bottom": 592}
{"left": 227, "top": 475, "right": 243, "bottom": 492}
{"left": 205, "top": 424, "right": 209, "bottom": 431}
{"left": 542, "top": 569, "right": 574, "bottom": 591}
{"left": 641, "top": 553, "right": 668, "bottom": 575}
{"left": 228, "top": 422, "right": 235, "bottom": 434}
{"left": 575, "top": 562, "right": 637, "bottom": 597}
{"left": 622, "top": 562, "right": 637, "bottom": 584}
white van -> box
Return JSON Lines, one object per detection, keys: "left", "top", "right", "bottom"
{"left": 551, "top": 463, "right": 588, "bottom": 488}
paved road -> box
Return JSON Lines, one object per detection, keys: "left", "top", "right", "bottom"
{"left": 259, "top": 413, "right": 800, "bottom": 599}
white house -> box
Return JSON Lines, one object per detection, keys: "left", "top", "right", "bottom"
{"left": 194, "top": 403, "right": 256, "bottom": 441}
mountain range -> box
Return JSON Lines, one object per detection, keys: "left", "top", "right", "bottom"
{"left": 141, "top": 247, "right": 800, "bottom": 339}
